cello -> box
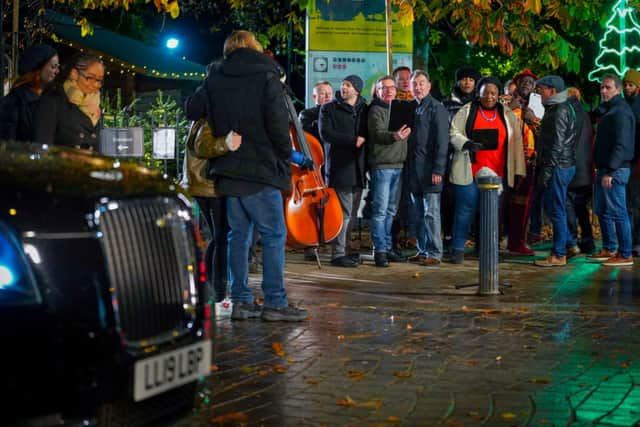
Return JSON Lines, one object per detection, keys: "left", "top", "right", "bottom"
{"left": 282, "top": 91, "right": 343, "bottom": 267}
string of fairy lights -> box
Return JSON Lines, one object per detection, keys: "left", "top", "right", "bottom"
{"left": 52, "top": 35, "right": 206, "bottom": 80}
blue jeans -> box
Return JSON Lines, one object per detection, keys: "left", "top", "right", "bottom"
{"left": 543, "top": 166, "right": 575, "bottom": 257}
{"left": 595, "top": 168, "right": 632, "bottom": 258}
{"left": 452, "top": 182, "right": 479, "bottom": 252}
{"left": 226, "top": 186, "right": 288, "bottom": 309}
{"left": 371, "top": 168, "right": 403, "bottom": 253}
{"left": 411, "top": 192, "right": 442, "bottom": 259}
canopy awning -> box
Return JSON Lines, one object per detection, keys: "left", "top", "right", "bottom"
{"left": 46, "top": 11, "right": 206, "bottom": 81}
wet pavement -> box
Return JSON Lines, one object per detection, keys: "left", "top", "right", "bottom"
{"left": 172, "top": 244, "right": 640, "bottom": 427}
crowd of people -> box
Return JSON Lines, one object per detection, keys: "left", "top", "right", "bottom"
{"left": 3, "top": 32, "right": 638, "bottom": 323}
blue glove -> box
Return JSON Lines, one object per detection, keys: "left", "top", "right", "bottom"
{"left": 291, "top": 151, "right": 314, "bottom": 170}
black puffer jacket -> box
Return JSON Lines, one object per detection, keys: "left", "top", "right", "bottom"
{"left": 537, "top": 91, "right": 583, "bottom": 185}
{"left": 185, "top": 48, "right": 291, "bottom": 192}
{"left": 33, "top": 86, "right": 100, "bottom": 149}
{"left": 318, "top": 92, "right": 368, "bottom": 188}
{"left": 0, "top": 85, "right": 40, "bottom": 141}
{"left": 594, "top": 94, "right": 635, "bottom": 173}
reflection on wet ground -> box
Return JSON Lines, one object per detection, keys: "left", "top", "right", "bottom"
{"left": 171, "top": 247, "right": 640, "bottom": 426}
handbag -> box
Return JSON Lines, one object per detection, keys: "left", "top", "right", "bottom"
{"left": 181, "top": 119, "right": 228, "bottom": 198}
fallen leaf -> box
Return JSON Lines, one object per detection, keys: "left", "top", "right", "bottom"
{"left": 307, "top": 378, "right": 319, "bottom": 385}
{"left": 273, "top": 364, "right": 288, "bottom": 373}
{"left": 387, "top": 416, "right": 401, "bottom": 423}
{"left": 287, "top": 357, "right": 296, "bottom": 363}
{"left": 621, "top": 361, "right": 631, "bottom": 369}
{"left": 465, "top": 360, "right": 480, "bottom": 366}
{"left": 495, "top": 355, "right": 502, "bottom": 362}
{"left": 337, "top": 335, "right": 345, "bottom": 340}
{"left": 358, "top": 398, "right": 383, "bottom": 410}
{"left": 501, "top": 412, "right": 517, "bottom": 419}
{"left": 326, "top": 302, "right": 342, "bottom": 308}
{"left": 412, "top": 272, "right": 421, "bottom": 278}
{"left": 210, "top": 412, "right": 248, "bottom": 423}
{"left": 394, "top": 371, "right": 412, "bottom": 378}
{"left": 444, "top": 419, "right": 464, "bottom": 427}
{"left": 400, "top": 347, "right": 418, "bottom": 354}
{"left": 411, "top": 332, "right": 433, "bottom": 337}
{"left": 406, "top": 324, "right": 413, "bottom": 330}
{"left": 529, "top": 378, "right": 552, "bottom": 384}
{"left": 210, "top": 364, "right": 219, "bottom": 372}
{"left": 368, "top": 306, "right": 377, "bottom": 309}
{"left": 347, "top": 370, "right": 366, "bottom": 381}
{"left": 337, "top": 396, "right": 358, "bottom": 407}
{"left": 240, "top": 366, "right": 257, "bottom": 374}
{"left": 272, "top": 342, "right": 286, "bottom": 357}
{"left": 345, "top": 333, "right": 375, "bottom": 339}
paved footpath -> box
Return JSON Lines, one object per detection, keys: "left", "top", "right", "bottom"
{"left": 171, "top": 249, "right": 640, "bottom": 427}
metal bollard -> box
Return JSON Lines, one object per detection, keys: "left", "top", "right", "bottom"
{"left": 477, "top": 176, "right": 502, "bottom": 295}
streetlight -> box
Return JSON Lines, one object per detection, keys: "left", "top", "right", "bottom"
{"left": 165, "top": 37, "right": 180, "bottom": 50}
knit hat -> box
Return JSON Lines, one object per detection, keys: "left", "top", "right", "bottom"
{"left": 513, "top": 68, "right": 539, "bottom": 84}
{"left": 536, "top": 75, "right": 566, "bottom": 92}
{"left": 455, "top": 66, "right": 481, "bottom": 83}
{"left": 18, "top": 44, "right": 57, "bottom": 75}
{"left": 476, "top": 76, "right": 503, "bottom": 96}
{"left": 343, "top": 74, "right": 364, "bottom": 94}
{"left": 624, "top": 69, "right": 640, "bottom": 87}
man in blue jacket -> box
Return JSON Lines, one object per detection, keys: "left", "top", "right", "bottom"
{"left": 587, "top": 74, "right": 636, "bottom": 266}
{"left": 406, "top": 70, "right": 450, "bottom": 266}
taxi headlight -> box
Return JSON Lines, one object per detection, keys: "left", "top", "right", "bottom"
{"left": 0, "top": 222, "right": 40, "bottom": 306}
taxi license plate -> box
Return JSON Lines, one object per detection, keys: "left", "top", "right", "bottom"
{"left": 133, "top": 340, "right": 211, "bottom": 402}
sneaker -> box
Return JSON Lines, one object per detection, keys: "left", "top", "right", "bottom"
{"left": 533, "top": 255, "right": 567, "bottom": 267}
{"left": 566, "top": 246, "right": 581, "bottom": 259}
{"left": 587, "top": 249, "right": 616, "bottom": 262}
{"left": 261, "top": 304, "right": 309, "bottom": 322}
{"left": 508, "top": 244, "right": 535, "bottom": 256}
{"left": 602, "top": 255, "right": 634, "bottom": 267}
{"left": 420, "top": 257, "right": 441, "bottom": 266}
{"left": 231, "top": 302, "right": 263, "bottom": 320}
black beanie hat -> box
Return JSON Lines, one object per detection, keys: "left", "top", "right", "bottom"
{"left": 455, "top": 66, "right": 481, "bottom": 83}
{"left": 343, "top": 74, "right": 364, "bottom": 94}
{"left": 18, "top": 44, "right": 57, "bottom": 75}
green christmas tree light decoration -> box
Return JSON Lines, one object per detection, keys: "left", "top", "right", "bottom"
{"left": 588, "top": 0, "right": 640, "bottom": 82}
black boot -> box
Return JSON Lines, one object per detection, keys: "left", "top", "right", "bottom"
{"left": 374, "top": 252, "right": 390, "bottom": 267}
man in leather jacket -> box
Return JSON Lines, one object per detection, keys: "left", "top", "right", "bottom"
{"left": 533, "top": 75, "right": 583, "bottom": 267}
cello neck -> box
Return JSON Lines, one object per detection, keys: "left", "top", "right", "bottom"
{"left": 283, "top": 90, "right": 314, "bottom": 160}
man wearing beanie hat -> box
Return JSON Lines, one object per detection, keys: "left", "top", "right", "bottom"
{"left": 319, "top": 74, "right": 368, "bottom": 267}
{"left": 533, "top": 75, "right": 583, "bottom": 267}
{"left": 0, "top": 43, "right": 59, "bottom": 141}
{"left": 623, "top": 69, "right": 640, "bottom": 255}
{"left": 441, "top": 65, "right": 480, "bottom": 255}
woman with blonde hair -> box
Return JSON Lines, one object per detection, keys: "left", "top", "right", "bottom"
{"left": 0, "top": 44, "right": 59, "bottom": 141}
{"left": 33, "top": 53, "right": 104, "bottom": 149}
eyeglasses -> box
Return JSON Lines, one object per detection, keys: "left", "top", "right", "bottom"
{"left": 378, "top": 85, "right": 396, "bottom": 91}
{"left": 77, "top": 70, "right": 104, "bottom": 86}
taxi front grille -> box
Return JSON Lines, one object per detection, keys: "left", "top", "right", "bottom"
{"left": 98, "top": 198, "right": 194, "bottom": 342}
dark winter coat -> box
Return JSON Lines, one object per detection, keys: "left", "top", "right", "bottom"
{"left": 184, "top": 48, "right": 291, "bottom": 192}
{"left": 594, "top": 94, "right": 635, "bottom": 174}
{"left": 537, "top": 91, "right": 583, "bottom": 186}
{"left": 33, "top": 86, "right": 100, "bottom": 149}
{"left": 625, "top": 93, "right": 640, "bottom": 162}
{"left": 299, "top": 104, "right": 321, "bottom": 139}
{"left": 568, "top": 97, "right": 594, "bottom": 189}
{"left": 0, "top": 85, "right": 40, "bottom": 141}
{"left": 406, "top": 94, "right": 449, "bottom": 194}
{"left": 318, "top": 92, "right": 368, "bottom": 188}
